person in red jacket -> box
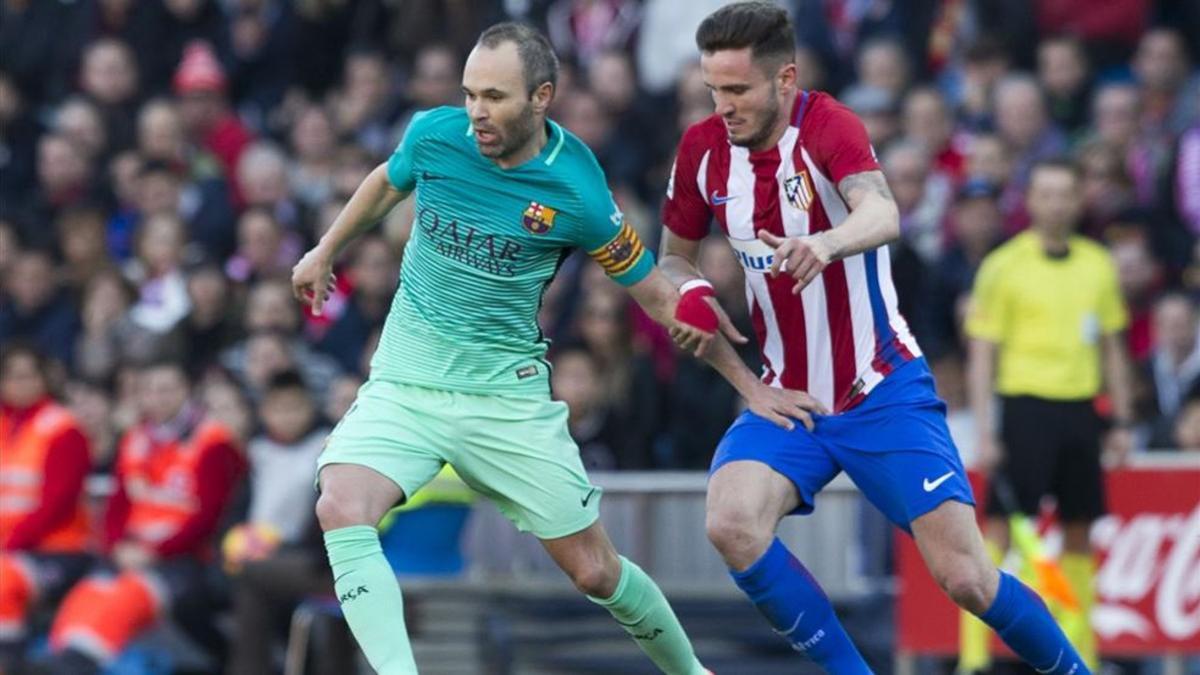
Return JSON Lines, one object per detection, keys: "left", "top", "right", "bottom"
{"left": 0, "top": 343, "right": 92, "bottom": 672}
{"left": 41, "top": 359, "right": 244, "bottom": 674}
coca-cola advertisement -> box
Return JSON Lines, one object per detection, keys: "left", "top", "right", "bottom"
{"left": 897, "top": 464, "right": 1200, "bottom": 654}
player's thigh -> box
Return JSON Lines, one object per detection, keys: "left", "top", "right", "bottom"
{"left": 826, "top": 400, "right": 975, "bottom": 532}
{"left": 1051, "top": 402, "right": 1106, "bottom": 524}
{"left": 709, "top": 410, "right": 840, "bottom": 524}
{"left": 451, "top": 394, "right": 599, "bottom": 540}
{"left": 986, "top": 396, "right": 1060, "bottom": 517}
{"left": 317, "top": 380, "right": 451, "bottom": 522}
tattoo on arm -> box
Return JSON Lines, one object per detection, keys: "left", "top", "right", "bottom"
{"left": 837, "top": 170, "right": 894, "bottom": 209}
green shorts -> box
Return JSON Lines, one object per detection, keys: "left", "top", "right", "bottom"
{"left": 317, "top": 379, "right": 601, "bottom": 539}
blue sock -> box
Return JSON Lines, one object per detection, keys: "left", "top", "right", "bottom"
{"left": 730, "top": 538, "right": 872, "bottom": 674}
{"left": 980, "top": 572, "right": 1091, "bottom": 675}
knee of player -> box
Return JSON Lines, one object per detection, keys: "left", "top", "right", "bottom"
{"left": 936, "top": 561, "right": 996, "bottom": 614}
{"left": 567, "top": 559, "right": 621, "bottom": 598}
{"left": 315, "top": 491, "right": 375, "bottom": 531}
{"left": 705, "top": 509, "right": 770, "bottom": 565}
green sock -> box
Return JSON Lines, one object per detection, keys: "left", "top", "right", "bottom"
{"left": 589, "top": 556, "right": 706, "bottom": 675}
{"left": 324, "top": 525, "right": 417, "bottom": 675}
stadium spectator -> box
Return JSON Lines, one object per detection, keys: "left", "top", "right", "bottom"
{"left": 225, "top": 208, "right": 302, "bottom": 285}
{"left": 994, "top": 75, "right": 1070, "bottom": 201}
{"left": 1077, "top": 139, "right": 1138, "bottom": 239}
{"left": 287, "top": 104, "right": 338, "bottom": 210}
{"left": 924, "top": 179, "right": 1004, "bottom": 363}
{"left": 54, "top": 98, "right": 109, "bottom": 165}
{"left": 1133, "top": 27, "right": 1198, "bottom": 135}
{"left": 225, "top": 370, "right": 344, "bottom": 675}
{"left": 64, "top": 376, "right": 120, "bottom": 473}
{"left": 1111, "top": 225, "right": 1165, "bottom": 360}
{"left": 56, "top": 207, "right": 115, "bottom": 293}
{"left": 0, "top": 344, "right": 92, "bottom": 674}
{"left": 41, "top": 360, "right": 244, "bottom": 674}
{"left": 179, "top": 263, "right": 239, "bottom": 378}
{"left": 1138, "top": 293, "right": 1200, "bottom": 425}
{"left": 126, "top": 213, "right": 191, "bottom": 335}
{"left": 855, "top": 37, "right": 912, "bottom": 102}
{"left": 237, "top": 142, "right": 305, "bottom": 231}
{"left": 840, "top": 84, "right": 901, "bottom": 150}
{"left": 966, "top": 159, "right": 1134, "bottom": 669}
{"left": 78, "top": 38, "right": 141, "bottom": 152}
{"left": 175, "top": 40, "right": 254, "bottom": 189}
{"left": 883, "top": 139, "right": 951, "bottom": 263}
{"left": 902, "top": 86, "right": 966, "bottom": 182}
{"left": 331, "top": 49, "right": 399, "bottom": 158}
{"left": 405, "top": 42, "right": 464, "bottom": 112}
{"left": 0, "top": 249, "right": 80, "bottom": 367}
{"left": 25, "top": 134, "right": 97, "bottom": 248}
{"left": 1037, "top": 34, "right": 1092, "bottom": 136}
{"left": 74, "top": 268, "right": 140, "bottom": 382}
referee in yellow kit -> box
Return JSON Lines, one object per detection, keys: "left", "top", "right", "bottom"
{"left": 964, "top": 158, "right": 1134, "bottom": 671}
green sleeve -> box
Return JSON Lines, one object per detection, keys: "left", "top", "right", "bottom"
{"left": 386, "top": 110, "right": 436, "bottom": 192}
{"left": 568, "top": 163, "right": 654, "bottom": 287}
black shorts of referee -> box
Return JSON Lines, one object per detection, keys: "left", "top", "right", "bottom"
{"left": 985, "top": 395, "right": 1106, "bottom": 521}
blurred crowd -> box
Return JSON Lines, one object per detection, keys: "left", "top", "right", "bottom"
{"left": 1, "top": 0, "right": 1198, "bottom": 458}
{"left": 1, "top": 0, "right": 1199, "bottom": 671}
{"left": 4, "top": 0, "right": 1199, "bottom": 473}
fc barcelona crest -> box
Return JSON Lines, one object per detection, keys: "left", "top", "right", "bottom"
{"left": 522, "top": 201, "right": 558, "bottom": 234}
{"left": 784, "top": 171, "right": 815, "bottom": 211}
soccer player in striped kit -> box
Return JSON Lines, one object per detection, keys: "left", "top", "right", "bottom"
{"left": 659, "top": 3, "right": 1091, "bottom": 673}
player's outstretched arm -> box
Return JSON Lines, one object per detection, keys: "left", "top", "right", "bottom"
{"left": 626, "top": 269, "right": 824, "bottom": 430}
{"left": 292, "top": 163, "right": 409, "bottom": 314}
{"left": 758, "top": 169, "right": 900, "bottom": 294}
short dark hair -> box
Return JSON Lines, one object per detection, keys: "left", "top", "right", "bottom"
{"left": 695, "top": 2, "right": 795, "bottom": 66}
{"left": 477, "top": 22, "right": 559, "bottom": 96}
{"left": 265, "top": 370, "right": 308, "bottom": 396}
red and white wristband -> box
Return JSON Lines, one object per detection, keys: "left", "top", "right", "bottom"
{"left": 675, "top": 279, "right": 719, "bottom": 333}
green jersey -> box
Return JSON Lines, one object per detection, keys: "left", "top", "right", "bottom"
{"left": 371, "top": 106, "right": 653, "bottom": 397}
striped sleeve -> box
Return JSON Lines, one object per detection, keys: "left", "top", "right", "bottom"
{"left": 569, "top": 159, "right": 653, "bottom": 286}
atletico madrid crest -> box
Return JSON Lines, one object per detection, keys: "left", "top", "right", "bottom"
{"left": 522, "top": 201, "right": 557, "bottom": 234}
{"left": 784, "top": 171, "right": 814, "bottom": 211}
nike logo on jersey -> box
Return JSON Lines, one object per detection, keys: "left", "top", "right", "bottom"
{"left": 581, "top": 487, "right": 598, "bottom": 507}
{"left": 422, "top": 171, "right": 448, "bottom": 181}
{"left": 922, "top": 471, "right": 955, "bottom": 492}
{"left": 710, "top": 191, "right": 736, "bottom": 205}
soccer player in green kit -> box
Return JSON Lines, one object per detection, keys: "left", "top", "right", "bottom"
{"left": 292, "top": 22, "right": 811, "bottom": 675}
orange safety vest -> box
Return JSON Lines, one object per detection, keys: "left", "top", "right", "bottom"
{"left": 117, "top": 419, "right": 233, "bottom": 547}
{"left": 0, "top": 403, "right": 91, "bottom": 553}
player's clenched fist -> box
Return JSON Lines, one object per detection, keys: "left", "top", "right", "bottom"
{"left": 669, "top": 280, "right": 748, "bottom": 357}
{"left": 291, "top": 245, "right": 338, "bottom": 316}
{"left": 757, "top": 230, "right": 835, "bottom": 295}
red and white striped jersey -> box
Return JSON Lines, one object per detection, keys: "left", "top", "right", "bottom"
{"left": 663, "top": 90, "right": 921, "bottom": 413}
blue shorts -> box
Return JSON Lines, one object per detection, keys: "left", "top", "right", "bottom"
{"left": 711, "top": 358, "right": 974, "bottom": 532}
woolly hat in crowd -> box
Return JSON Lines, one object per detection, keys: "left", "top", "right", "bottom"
{"left": 173, "top": 41, "right": 227, "bottom": 95}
